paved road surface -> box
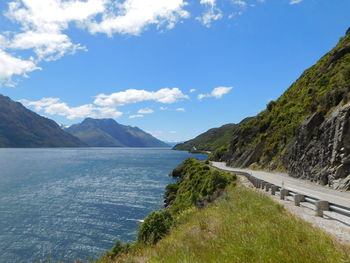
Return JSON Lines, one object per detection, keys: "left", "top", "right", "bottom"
{"left": 211, "top": 162, "right": 350, "bottom": 209}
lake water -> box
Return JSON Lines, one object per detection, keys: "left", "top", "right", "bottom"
{"left": 0, "top": 148, "right": 206, "bottom": 262}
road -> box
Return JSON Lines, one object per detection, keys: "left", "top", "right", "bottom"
{"left": 211, "top": 162, "right": 350, "bottom": 209}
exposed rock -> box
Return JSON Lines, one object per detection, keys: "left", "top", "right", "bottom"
{"left": 283, "top": 103, "right": 350, "bottom": 190}
{"left": 227, "top": 136, "right": 265, "bottom": 168}
{"left": 329, "top": 45, "right": 350, "bottom": 63}
{"left": 346, "top": 27, "right": 350, "bottom": 35}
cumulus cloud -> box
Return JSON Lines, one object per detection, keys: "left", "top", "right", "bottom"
{"left": 190, "top": 88, "right": 196, "bottom": 93}
{"left": 0, "top": 0, "right": 106, "bottom": 84}
{"left": 0, "top": 50, "right": 40, "bottom": 85}
{"left": 176, "top": 107, "right": 185, "bottom": 112}
{"left": 9, "top": 31, "right": 86, "bottom": 61}
{"left": 198, "top": 86, "right": 233, "bottom": 100}
{"left": 21, "top": 87, "right": 188, "bottom": 120}
{"left": 94, "top": 88, "right": 189, "bottom": 107}
{"left": 0, "top": 0, "right": 271, "bottom": 85}
{"left": 88, "top": 0, "right": 190, "bottom": 36}
{"left": 0, "top": 0, "right": 190, "bottom": 84}
{"left": 20, "top": 97, "right": 122, "bottom": 120}
{"left": 5, "top": 0, "right": 106, "bottom": 61}
{"left": 138, "top": 108, "right": 154, "bottom": 114}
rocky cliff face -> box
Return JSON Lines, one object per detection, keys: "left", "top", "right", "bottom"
{"left": 284, "top": 104, "right": 350, "bottom": 190}
{"left": 217, "top": 28, "right": 350, "bottom": 191}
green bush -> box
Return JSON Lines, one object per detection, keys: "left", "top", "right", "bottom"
{"left": 209, "top": 144, "right": 229, "bottom": 161}
{"left": 137, "top": 210, "right": 174, "bottom": 245}
{"left": 105, "top": 241, "right": 131, "bottom": 259}
{"left": 167, "top": 158, "right": 236, "bottom": 213}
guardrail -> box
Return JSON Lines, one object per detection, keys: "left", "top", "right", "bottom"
{"left": 221, "top": 169, "right": 350, "bottom": 218}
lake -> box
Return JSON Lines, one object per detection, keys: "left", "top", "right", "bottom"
{"left": 0, "top": 148, "right": 206, "bottom": 262}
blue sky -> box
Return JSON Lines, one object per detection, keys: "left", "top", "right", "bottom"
{"left": 0, "top": 0, "right": 349, "bottom": 142}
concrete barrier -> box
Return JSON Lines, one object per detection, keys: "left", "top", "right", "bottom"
{"left": 294, "top": 194, "right": 304, "bottom": 206}
{"left": 225, "top": 167, "right": 350, "bottom": 219}
{"left": 271, "top": 185, "right": 277, "bottom": 195}
{"left": 315, "top": 200, "right": 329, "bottom": 217}
{"left": 280, "top": 188, "right": 289, "bottom": 200}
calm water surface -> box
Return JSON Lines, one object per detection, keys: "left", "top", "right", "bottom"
{"left": 0, "top": 148, "right": 206, "bottom": 262}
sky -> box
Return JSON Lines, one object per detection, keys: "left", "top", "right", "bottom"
{"left": 0, "top": 0, "right": 349, "bottom": 142}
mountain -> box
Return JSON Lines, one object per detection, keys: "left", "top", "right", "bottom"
{"left": 0, "top": 95, "right": 86, "bottom": 148}
{"left": 65, "top": 118, "right": 169, "bottom": 147}
{"left": 173, "top": 123, "right": 238, "bottom": 152}
{"left": 175, "top": 28, "right": 350, "bottom": 190}
{"left": 165, "top": 141, "right": 184, "bottom": 147}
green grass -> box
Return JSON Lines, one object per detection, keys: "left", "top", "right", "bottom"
{"left": 106, "top": 185, "right": 350, "bottom": 263}
{"left": 203, "top": 32, "right": 350, "bottom": 169}
{"left": 173, "top": 124, "right": 236, "bottom": 152}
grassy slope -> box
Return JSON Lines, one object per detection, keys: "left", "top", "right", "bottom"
{"left": 198, "top": 31, "right": 350, "bottom": 169}
{"left": 101, "top": 171, "right": 350, "bottom": 262}
{"left": 173, "top": 32, "right": 350, "bottom": 170}
{"left": 173, "top": 124, "right": 237, "bottom": 152}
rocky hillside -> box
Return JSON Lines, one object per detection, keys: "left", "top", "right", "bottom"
{"left": 216, "top": 28, "right": 350, "bottom": 190}
{"left": 176, "top": 28, "right": 350, "bottom": 190}
{"left": 65, "top": 118, "right": 169, "bottom": 147}
{"left": 0, "top": 95, "right": 86, "bottom": 148}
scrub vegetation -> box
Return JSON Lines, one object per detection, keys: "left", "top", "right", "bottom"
{"left": 97, "top": 160, "right": 350, "bottom": 263}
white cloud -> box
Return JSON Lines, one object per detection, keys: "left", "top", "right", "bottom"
{"left": 231, "top": 0, "right": 247, "bottom": 7}
{"left": 190, "top": 88, "right": 196, "bottom": 93}
{"left": 88, "top": 0, "right": 190, "bottom": 36}
{"left": 169, "top": 130, "right": 177, "bottom": 134}
{"left": 94, "top": 88, "right": 189, "bottom": 107}
{"left": 9, "top": 31, "right": 86, "bottom": 61}
{"left": 198, "top": 86, "right": 233, "bottom": 100}
{"left": 0, "top": 0, "right": 190, "bottom": 84}
{"left": 176, "top": 107, "right": 185, "bottom": 112}
{"left": 5, "top": 0, "right": 105, "bottom": 60}
{"left": 20, "top": 87, "right": 188, "bottom": 120}
{"left": 0, "top": 0, "right": 269, "bottom": 85}
{"left": 197, "top": 0, "right": 223, "bottom": 27}
{"left": 138, "top": 107, "right": 154, "bottom": 114}
{"left": 129, "top": 114, "right": 143, "bottom": 118}
{"left": 20, "top": 97, "right": 122, "bottom": 120}
{"left": 160, "top": 106, "right": 168, "bottom": 110}
{"left": 289, "top": 0, "right": 303, "bottom": 4}
{"left": 0, "top": 50, "right": 40, "bottom": 85}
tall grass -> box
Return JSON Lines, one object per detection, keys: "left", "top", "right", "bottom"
{"left": 110, "top": 185, "right": 350, "bottom": 263}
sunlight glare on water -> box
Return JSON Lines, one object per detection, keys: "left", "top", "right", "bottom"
{"left": 0, "top": 148, "right": 206, "bottom": 262}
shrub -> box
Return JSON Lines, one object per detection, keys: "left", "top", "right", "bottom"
{"left": 137, "top": 210, "right": 174, "bottom": 245}
{"left": 106, "top": 241, "right": 131, "bottom": 259}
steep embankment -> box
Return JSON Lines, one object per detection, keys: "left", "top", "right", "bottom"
{"left": 178, "top": 29, "right": 350, "bottom": 190}
{"left": 98, "top": 160, "right": 350, "bottom": 263}
{"left": 223, "top": 29, "right": 350, "bottom": 190}
{"left": 0, "top": 95, "right": 86, "bottom": 148}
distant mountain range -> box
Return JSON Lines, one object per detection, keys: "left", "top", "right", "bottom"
{"left": 65, "top": 118, "right": 169, "bottom": 148}
{"left": 0, "top": 95, "right": 86, "bottom": 148}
